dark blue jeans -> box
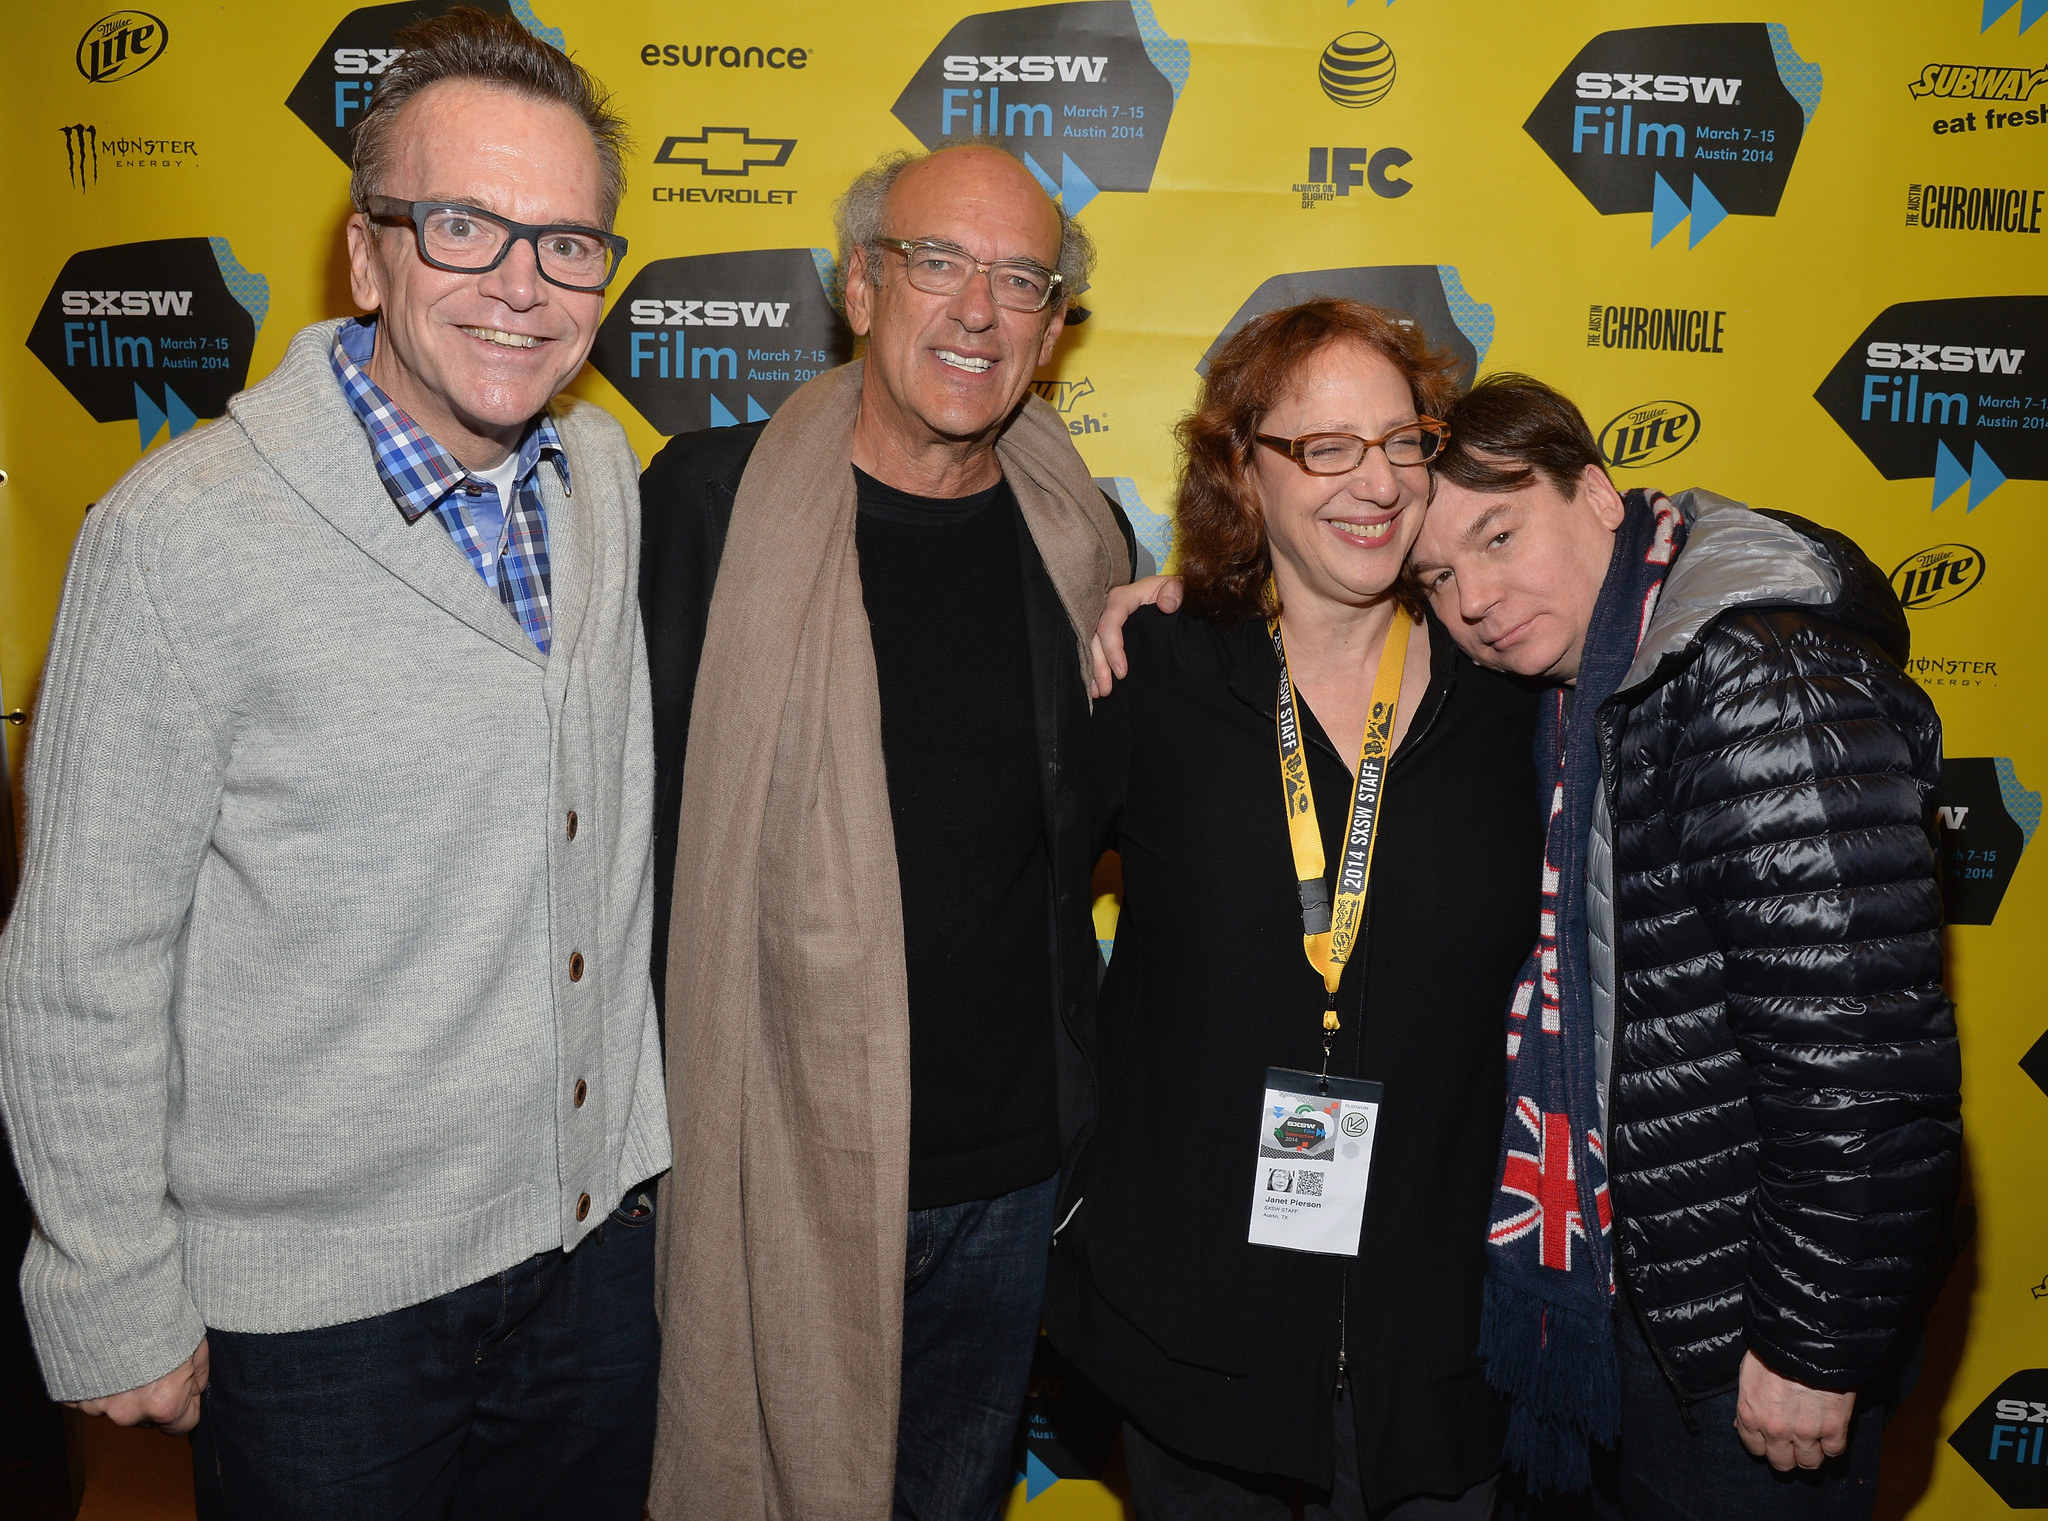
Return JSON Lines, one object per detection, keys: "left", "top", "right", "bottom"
{"left": 1588, "top": 1306, "right": 1917, "bottom": 1521}
{"left": 190, "top": 1189, "right": 659, "bottom": 1521}
{"left": 894, "top": 1172, "right": 1059, "bottom": 1521}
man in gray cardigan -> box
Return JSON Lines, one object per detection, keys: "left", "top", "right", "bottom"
{"left": 0, "top": 13, "right": 668, "bottom": 1516}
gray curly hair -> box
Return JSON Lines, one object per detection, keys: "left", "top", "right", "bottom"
{"left": 832, "top": 139, "right": 1095, "bottom": 309}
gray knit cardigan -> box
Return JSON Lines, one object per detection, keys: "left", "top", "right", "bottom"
{"left": 0, "top": 320, "right": 670, "bottom": 1401}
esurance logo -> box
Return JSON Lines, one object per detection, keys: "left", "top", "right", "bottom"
{"left": 1525, "top": 24, "right": 1819, "bottom": 247}
{"left": 285, "top": 1, "right": 559, "bottom": 166}
{"left": 25, "top": 239, "right": 268, "bottom": 450}
{"left": 1813, "top": 296, "right": 2044, "bottom": 511}
{"left": 77, "top": 11, "right": 169, "bottom": 83}
{"left": 1599, "top": 401, "right": 1699, "bottom": 470}
{"left": 1890, "top": 543, "right": 1985, "bottom": 610}
{"left": 588, "top": 249, "right": 851, "bottom": 435}
{"left": 892, "top": 1, "right": 1189, "bottom": 215}
{"left": 1933, "top": 758, "right": 2038, "bottom": 926}
{"left": 1951, "top": 1370, "right": 2048, "bottom": 1508}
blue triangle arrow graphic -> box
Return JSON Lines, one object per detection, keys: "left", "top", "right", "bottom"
{"left": 135, "top": 383, "right": 168, "bottom": 451}
{"left": 1651, "top": 172, "right": 1689, "bottom": 246}
{"left": 1024, "top": 1449, "right": 1059, "bottom": 1501}
{"left": 1060, "top": 154, "right": 1100, "bottom": 216}
{"left": 165, "top": 385, "right": 199, "bottom": 439}
{"left": 745, "top": 395, "right": 769, "bottom": 423}
{"left": 1688, "top": 176, "right": 1729, "bottom": 247}
{"left": 2027, "top": 0, "right": 2047, "bottom": 32}
{"left": 1967, "top": 442, "right": 2007, "bottom": 510}
{"left": 1931, "top": 439, "right": 1969, "bottom": 510}
{"left": 709, "top": 394, "right": 740, "bottom": 428}
{"left": 1021, "top": 152, "right": 1061, "bottom": 202}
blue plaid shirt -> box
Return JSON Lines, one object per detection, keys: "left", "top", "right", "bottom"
{"left": 330, "top": 317, "right": 563, "bottom": 653}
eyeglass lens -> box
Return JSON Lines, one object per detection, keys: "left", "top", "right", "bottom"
{"left": 899, "top": 243, "right": 1052, "bottom": 311}
{"left": 1299, "top": 429, "right": 1440, "bottom": 473}
{"left": 419, "top": 206, "right": 615, "bottom": 286}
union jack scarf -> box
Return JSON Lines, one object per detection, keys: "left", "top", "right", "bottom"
{"left": 1478, "top": 490, "right": 1684, "bottom": 1493}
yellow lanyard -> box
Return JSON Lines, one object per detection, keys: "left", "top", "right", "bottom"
{"left": 1268, "top": 609, "right": 1412, "bottom": 1041}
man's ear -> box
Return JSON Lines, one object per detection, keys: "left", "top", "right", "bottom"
{"left": 1580, "top": 462, "right": 1627, "bottom": 531}
{"left": 1035, "top": 302, "right": 1067, "bottom": 368}
{"left": 345, "top": 214, "right": 385, "bottom": 314}
{"left": 843, "top": 246, "right": 874, "bottom": 338}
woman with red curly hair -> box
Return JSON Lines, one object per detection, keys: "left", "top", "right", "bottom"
{"left": 1044, "top": 300, "right": 1543, "bottom": 1519}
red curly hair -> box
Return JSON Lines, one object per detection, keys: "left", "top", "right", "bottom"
{"left": 1175, "top": 299, "right": 1464, "bottom": 623}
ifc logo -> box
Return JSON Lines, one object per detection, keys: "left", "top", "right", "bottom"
{"left": 1320, "top": 32, "right": 1395, "bottom": 109}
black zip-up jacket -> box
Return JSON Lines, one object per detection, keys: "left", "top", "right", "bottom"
{"left": 1589, "top": 491, "right": 1961, "bottom": 1401}
{"left": 637, "top": 421, "right": 1135, "bottom": 1223}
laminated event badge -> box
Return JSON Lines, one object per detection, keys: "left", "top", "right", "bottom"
{"left": 1248, "top": 1069, "right": 1382, "bottom": 1255}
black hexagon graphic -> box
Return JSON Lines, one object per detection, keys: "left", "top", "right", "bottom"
{"left": 284, "top": 0, "right": 526, "bottom": 168}
{"left": 1933, "top": 757, "right": 2036, "bottom": 926}
{"left": 1948, "top": 1368, "right": 2048, "bottom": 1509}
{"left": 1524, "top": 24, "right": 1814, "bottom": 244}
{"left": 1011, "top": 1335, "right": 1120, "bottom": 1501}
{"left": 1813, "top": 297, "right": 2046, "bottom": 511}
{"left": 587, "top": 249, "right": 851, "bottom": 437}
{"left": 891, "top": 1, "right": 1188, "bottom": 216}
{"left": 2020, "top": 1030, "right": 2048, "bottom": 1104}
{"left": 1198, "top": 266, "right": 1492, "bottom": 387}
{"left": 25, "top": 238, "right": 266, "bottom": 447}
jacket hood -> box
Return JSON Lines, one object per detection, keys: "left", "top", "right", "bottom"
{"left": 1619, "top": 489, "right": 1910, "bottom": 692}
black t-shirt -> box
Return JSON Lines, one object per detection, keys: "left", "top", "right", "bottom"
{"left": 853, "top": 466, "right": 1059, "bottom": 1209}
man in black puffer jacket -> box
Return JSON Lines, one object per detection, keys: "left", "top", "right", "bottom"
{"left": 1408, "top": 375, "right": 1961, "bottom": 1520}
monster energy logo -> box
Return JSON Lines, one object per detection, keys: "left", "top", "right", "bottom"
{"left": 62, "top": 125, "right": 99, "bottom": 191}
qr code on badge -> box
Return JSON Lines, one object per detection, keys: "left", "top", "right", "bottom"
{"left": 1296, "top": 1169, "right": 1325, "bottom": 1197}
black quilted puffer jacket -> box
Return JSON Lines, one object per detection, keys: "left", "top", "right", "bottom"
{"left": 1589, "top": 490, "right": 1960, "bottom": 1403}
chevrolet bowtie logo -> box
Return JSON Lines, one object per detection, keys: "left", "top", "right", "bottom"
{"left": 653, "top": 127, "right": 797, "bottom": 177}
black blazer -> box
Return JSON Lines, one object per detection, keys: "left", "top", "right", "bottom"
{"left": 638, "top": 422, "right": 1136, "bottom": 1219}
{"left": 1044, "top": 606, "right": 1542, "bottom": 1509}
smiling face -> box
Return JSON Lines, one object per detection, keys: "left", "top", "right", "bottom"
{"left": 345, "top": 79, "right": 607, "bottom": 469}
{"left": 843, "top": 147, "right": 1065, "bottom": 483}
{"left": 1407, "top": 463, "right": 1627, "bottom": 683}
{"left": 1253, "top": 341, "right": 1433, "bottom": 610}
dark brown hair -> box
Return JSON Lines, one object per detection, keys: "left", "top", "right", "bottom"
{"left": 349, "top": 7, "right": 630, "bottom": 225}
{"left": 1175, "top": 299, "right": 1462, "bottom": 623}
{"left": 1432, "top": 372, "right": 1605, "bottom": 497}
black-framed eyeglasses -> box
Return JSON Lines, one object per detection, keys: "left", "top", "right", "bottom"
{"left": 362, "top": 196, "right": 629, "bottom": 292}
{"left": 1254, "top": 419, "right": 1450, "bottom": 475}
{"left": 876, "top": 237, "right": 1064, "bottom": 313}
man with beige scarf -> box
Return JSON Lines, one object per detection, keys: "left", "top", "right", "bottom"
{"left": 637, "top": 144, "right": 1134, "bottom": 1521}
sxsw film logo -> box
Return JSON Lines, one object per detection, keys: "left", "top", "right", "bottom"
{"left": 1600, "top": 401, "right": 1699, "bottom": 471}
{"left": 1890, "top": 543, "right": 1985, "bottom": 610}
{"left": 1200, "top": 266, "right": 1493, "bottom": 389}
{"left": 286, "top": 1, "right": 564, "bottom": 166}
{"left": 1980, "top": 0, "right": 2044, "bottom": 36}
{"left": 25, "top": 239, "right": 269, "bottom": 450}
{"left": 1525, "top": 24, "right": 1820, "bottom": 248}
{"left": 587, "top": 249, "right": 851, "bottom": 436}
{"left": 891, "top": 1, "right": 1190, "bottom": 216}
{"left": 1949, "top": 1369, "right": 2048, "bottom": 1508}
{"left": 1009, "top": 1337, "right": 1119, "bottom": 1504}
{"left": 1933, "top": 757, "right": 2039, "bottom": 925}
{"left": 77, "top": 11, "right": 169, "bottom": 83}
{"left": 1813, "top": 296, "right": 2044, "bottom": 511}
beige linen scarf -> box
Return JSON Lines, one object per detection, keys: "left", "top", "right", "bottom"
{"left": 648, "top": 360, "right": 1129, "bottom": 1521}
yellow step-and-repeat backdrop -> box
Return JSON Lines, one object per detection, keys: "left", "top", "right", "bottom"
{"left": 0, "top": 3, "right": 2041, "bottom": 1516}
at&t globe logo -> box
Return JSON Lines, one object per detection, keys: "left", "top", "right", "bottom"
{"left": 1319, "top": 33, "right": 1395, "bottom": 109}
